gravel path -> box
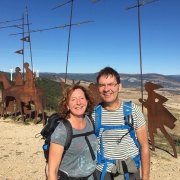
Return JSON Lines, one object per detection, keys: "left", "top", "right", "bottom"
{"left": 0, "top": 118, "right": 180, "bottom": 180}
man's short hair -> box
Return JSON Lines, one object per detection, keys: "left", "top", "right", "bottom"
{"left": 96, "top": 67, "right": 121, "bottom": 84}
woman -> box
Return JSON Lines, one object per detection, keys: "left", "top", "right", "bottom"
{"left": 48, "top": 84, "right": 97, "bottom": 180}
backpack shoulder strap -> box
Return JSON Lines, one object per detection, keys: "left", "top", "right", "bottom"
{"left": 94, "top": 103, "right": 102, "bottom": 137}
{"left": 123, "top": 101, "right": 141, "bottom": 150}
{"left": 42, "top": 113, "right": 73, "bottom": 150}
{"left": 94, "top": 102, "right": 133, "bottom": 137}
{"left": 71, "top": 116, "right": 96, "bottom": 161}
{"left": 123, "top": 101, "right": 132, "bottom": 124}
{"left": 72, "top": 131, "right": 96, "bottom": 161}
{"left": 59, "top": 118, "right": 73, "bottom": 150}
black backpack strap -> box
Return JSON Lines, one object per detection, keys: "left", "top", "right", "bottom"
{"left": 59, "top": 118, "right": 73, "bottom": 150}
{"left": 72, "top": 130, "right": 95, "bottom": 161}
{"left": 85, "top": 134, "right": 96, "bottom": 161}
{"left": 72, "top": 130, "right": 94, "bottom": 138}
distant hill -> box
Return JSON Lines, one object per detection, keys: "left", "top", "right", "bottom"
{"left": 1, "top": 71, "right": 180, "bottom": 92}
{"left": 39, "top": 72, "right": 180, "bottom": 90}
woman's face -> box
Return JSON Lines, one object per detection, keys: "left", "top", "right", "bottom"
{"left": 67, "top": 88, "right": 88, "bottom": 118}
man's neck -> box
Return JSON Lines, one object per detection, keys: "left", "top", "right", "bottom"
{"left": 103, "top": 99, "right": 120, "bottom": 110}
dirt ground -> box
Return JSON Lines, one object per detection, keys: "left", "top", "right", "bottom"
{"left": 0, "top": 86, "right": 180, "bottom": 180}
{"left": 0, "top": 118, "right": 180, "bottom": 180}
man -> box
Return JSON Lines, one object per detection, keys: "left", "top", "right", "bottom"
{"left": 92, "top": 67, "right": 150, "bottom": 180}
{"left": 23, "top": 62, "right": 35, "bottom": 89}
{"left": 15, "top": 67, "right": 23, "bottom": 85}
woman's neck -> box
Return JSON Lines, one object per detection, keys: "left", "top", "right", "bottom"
{"left": 68, "top": 115, "right": 86, "bottom": 130}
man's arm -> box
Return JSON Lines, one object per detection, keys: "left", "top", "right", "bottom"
{"left": 136, "top": 124, "right": 150, "bottom": 180}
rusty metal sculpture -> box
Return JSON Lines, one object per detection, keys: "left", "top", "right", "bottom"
{"left": 139, "top": 82, "right": 177, "bottom": 158}
{"left": 88, "top": 83, "right": 102, "bottom": 104}
{"left": 21, "top": 101, "right": 32, "bottom": 119}
{"left": 14, "top": 67, "right": 32, "bottom": 118}
{"left": 14, "top": 67, "right": 23, "bottom": 86}
{"left": 0, "top": 73, "right": 17, "bottom": 119}
{"left": 60, "top": 81, "right": 66, "bottom": 90}
{"left": 0, "top": 102, "right": 5, "bottom": 119}
{"left": 5, "top": 98, "right": 16, "bottom": 119}
{"left": 0, "top": 63, "right": 46, "bottom": 125}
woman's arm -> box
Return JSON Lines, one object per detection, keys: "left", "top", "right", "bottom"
{"left": 48, "top": 142, "right": 64, "bottom": 180}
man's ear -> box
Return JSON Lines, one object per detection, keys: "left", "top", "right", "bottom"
{"left": 118, "top": 83, "right": 122, "bottom": 92}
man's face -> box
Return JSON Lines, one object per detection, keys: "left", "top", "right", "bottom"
{"left": 98, "top": 74, "right": 121, "bottom": 104}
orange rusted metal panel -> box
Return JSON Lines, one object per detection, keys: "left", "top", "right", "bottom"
{"left": 139, "top": 82, "right": 177, "bottom": 158}
{"left": 0, "top": 63, "right": 46, "bottom": 125}
{"left": 88, "top": 83, "right": 102, "bottom": 104}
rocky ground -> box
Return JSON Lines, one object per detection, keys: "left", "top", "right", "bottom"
{"left": 0, "top": 118, "right": 180, "bottom": 180}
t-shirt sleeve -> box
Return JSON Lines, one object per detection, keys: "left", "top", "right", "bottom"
{"left": 132, "top": 103, "right": 146, "bottom": 130}
{"left": 50, "top": 122, "right": 67, "bottom": 146}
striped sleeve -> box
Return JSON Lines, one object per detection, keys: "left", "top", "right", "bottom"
{"left": 132, "top": 103, "right": 146, "bottom": 130}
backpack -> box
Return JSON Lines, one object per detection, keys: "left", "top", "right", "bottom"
{"left": 94, "top": 101, "right": 141, "bottom": 180}
{"left": 40, "top": 113, "right": 73, "bottom": 163}
{"left": 40, "top": 113, "right": 96, "bottom": 179}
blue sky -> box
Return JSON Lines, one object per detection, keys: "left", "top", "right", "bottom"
{"left": 0, "top": 0, "right": 179, "bottom": 75}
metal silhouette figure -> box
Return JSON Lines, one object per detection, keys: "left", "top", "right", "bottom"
{"left": 21, "top": 101, "right": 32, "bottom": 120}
{"left": 60, "top": 81, "right": 66, "bottom": 90}
{"left": 0, "top": 64, "right": 46, "bottom": 125}
{"left": 88, "top": 83, "right": 102, "bottom": 104}
{"left": 23, "top": 62, "right": 35, "bottom": 90}
{"left": 139, "top": 82, "right": 177, "bottom": 158}
{"left": 15, "top": 67, "right": 23, "bottom": 86}
{"left": 0, "top": 73, "right": 17, "bottom": 119}
{"left": 0, "top": 102, "right": 6, "bottom": 119}
{"left": 14, "top": 66, "right": 32, "bottom": 119}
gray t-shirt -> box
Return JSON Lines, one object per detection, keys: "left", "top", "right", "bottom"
{"left": 51, "top": 115, "right": 97, "bottom": 179}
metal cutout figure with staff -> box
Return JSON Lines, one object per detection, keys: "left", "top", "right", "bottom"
{"left": 139, "top": 82, "right": 177, "bottom": 158}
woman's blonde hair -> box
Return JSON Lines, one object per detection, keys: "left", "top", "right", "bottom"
{"left": 57, "top": 84, "right": 95, "bottom": 119}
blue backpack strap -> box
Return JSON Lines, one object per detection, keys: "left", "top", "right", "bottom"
{"left": 124, "top": 101, "right": 141, "bottom": 148}
{"left": 95, "top": 104, "right": 115, "bottom": 180}
{"left": 95, "top": 104, "right": 102, "bottom": 137}
{"left": 123, "top": 101, "right": 141, "bottom": 170}
{"left": 123, "top": 101, "right": 132, "bottom": 123}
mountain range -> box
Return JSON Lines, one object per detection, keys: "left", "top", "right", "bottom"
{"left": 39, "top": 72, "right": 180, "bottom": 92}
{"left": 1, "top": 71, "right": 180, "bottom": 92}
